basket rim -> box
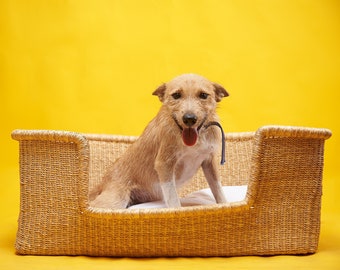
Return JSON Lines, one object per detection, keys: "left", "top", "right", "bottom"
{"left": 11, "top": 125, "right": 332, "bottom": 217}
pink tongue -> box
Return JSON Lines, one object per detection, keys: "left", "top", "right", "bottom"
{"left": 182, "top": 128, "right": 198, "bottom": 146}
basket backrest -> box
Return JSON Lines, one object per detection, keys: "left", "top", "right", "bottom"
{"left": 85, "top": 132, "right": 256, "bottom": 197}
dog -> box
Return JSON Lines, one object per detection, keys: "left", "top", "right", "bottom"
{"left": 89, "top": 73, "right": 229, "bottom": 209}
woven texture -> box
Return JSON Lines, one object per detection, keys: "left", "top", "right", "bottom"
{"left": 11, "top": 125, "right": 331, "bottom": 257}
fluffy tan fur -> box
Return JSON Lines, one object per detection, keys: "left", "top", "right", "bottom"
{"left": 89, "top": 74, "right": 229, "bottom": 209}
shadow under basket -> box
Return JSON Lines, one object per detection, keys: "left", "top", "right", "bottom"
{"left": 11, "top": 125, "right": 332, "bottom": 257}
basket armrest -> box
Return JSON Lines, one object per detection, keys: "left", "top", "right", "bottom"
{"left": 254, "top": 125, "right": 332, "bottom": 140}
{"left": 247, "top": 125, "right": 331, "bottom": 207}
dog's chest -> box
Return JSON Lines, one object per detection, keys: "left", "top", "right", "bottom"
{"left": 174, "top": 143, "right": 216, "bottom": 187}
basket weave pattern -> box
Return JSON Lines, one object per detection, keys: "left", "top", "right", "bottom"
{"left": 12, "top": 126, "right": 331, "bottom": 257}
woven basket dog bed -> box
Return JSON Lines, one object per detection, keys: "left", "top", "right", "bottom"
{"left": 11, "top": 125, "right": 331, "bottom": 257}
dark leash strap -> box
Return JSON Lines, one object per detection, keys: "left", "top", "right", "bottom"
{"left": 204, "top": 122, "right": 226, "bottom": 165}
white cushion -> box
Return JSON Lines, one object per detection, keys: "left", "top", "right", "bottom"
{"left": 128, "top": 185, "right": 248, "bottom": 209}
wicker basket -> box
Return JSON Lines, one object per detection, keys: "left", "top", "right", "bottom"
{"left": 11, "top": 125, "right": 331, "bottom": 257}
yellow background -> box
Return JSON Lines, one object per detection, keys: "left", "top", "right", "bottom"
{"left": 1, "top": 0, "right": 339, "bottom": 269}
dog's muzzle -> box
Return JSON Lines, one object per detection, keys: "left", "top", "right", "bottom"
{"left": 172, "top": 115, "right": 226, "bottom": 165}
{"left": 172, "top": 114, "right": 206, "bottom": 147}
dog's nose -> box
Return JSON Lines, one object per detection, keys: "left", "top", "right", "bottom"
{"left": 182, "top": 113, "right": 197, "bottom": 127}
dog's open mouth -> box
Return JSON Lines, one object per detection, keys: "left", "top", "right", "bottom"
{"left": 172, "top": 114, "right": 205, "bottom": 147}
{"left": 172, "top": 114, "right": 226, "bottom": 165}
{"left": 182, "top": 128, "right": 198, "bottom": 146}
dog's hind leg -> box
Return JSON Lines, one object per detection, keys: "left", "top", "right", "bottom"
{"left": 89, "top": 187, "right": 131, "bottom": 209}
{"left": 89, "top": 178, "right": 132, "bottom": 209}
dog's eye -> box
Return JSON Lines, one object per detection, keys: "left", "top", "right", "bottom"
{"left": 171, "top": 92, "right": 181, "bottom": 100}
{"left": 199, "top": 92, "right": 209, "bottom": 99}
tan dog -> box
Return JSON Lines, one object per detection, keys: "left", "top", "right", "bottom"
{"left": 89, "top": 74, "right": 229, "bottom": 209}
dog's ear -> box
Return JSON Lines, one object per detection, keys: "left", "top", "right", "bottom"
{"left": 213, "top": 83, "right": 229, "bottom": 102}
{"left": 152, "top": 83, "right": 166, "bottom": 102}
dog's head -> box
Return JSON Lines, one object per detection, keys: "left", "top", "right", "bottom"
{"left": 152, "top": 74, "right": 229, "bottom": 146}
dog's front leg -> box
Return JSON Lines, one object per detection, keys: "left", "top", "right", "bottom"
{"left": 155, "top": 149, "right": 181, "bottom": 208}
{"left": 202, "top": 157, "right": 227, "bottom": 204}
{"left": 160, "top": 180, "right": 181, "bottom": 208}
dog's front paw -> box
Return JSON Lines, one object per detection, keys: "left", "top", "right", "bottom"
{"left": 166, "top": 198, "right": 181, "bottom": 208}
